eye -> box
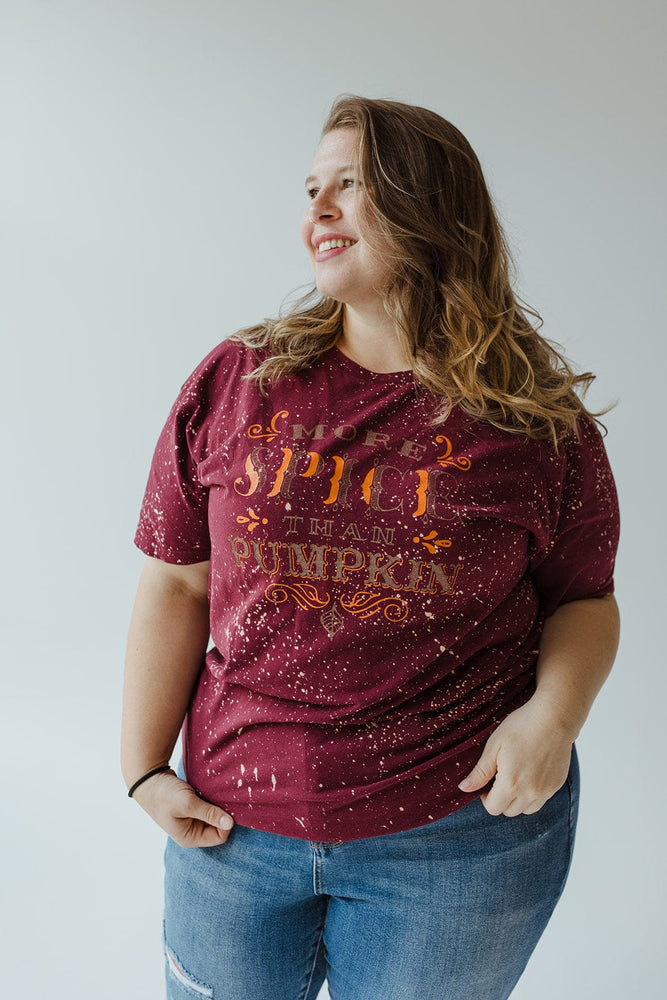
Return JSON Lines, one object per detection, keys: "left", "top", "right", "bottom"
{"left": 306, "top": 187, "right": 319, "bottom": 199}
{"left": 342, "top": 178, "right": 355, "bottom": 189}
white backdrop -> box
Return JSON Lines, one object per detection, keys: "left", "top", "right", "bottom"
{"left": 1, "top": 1, "right": 665, "bottom": 997}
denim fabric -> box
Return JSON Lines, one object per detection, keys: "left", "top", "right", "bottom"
{"left": 164, "top": 749, "right": 579, "bottom": 1000}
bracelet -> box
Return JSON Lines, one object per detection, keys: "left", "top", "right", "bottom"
{"left": 127, "top": 764, "right": 173, "bottom": 798}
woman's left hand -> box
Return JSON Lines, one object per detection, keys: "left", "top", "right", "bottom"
{"left": 457, "top": 696, "right": 575, "bottom": 817}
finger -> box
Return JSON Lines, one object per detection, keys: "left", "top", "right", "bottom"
{"left": 483, "top": 790, "right": 519, "bottom": 817}
{"left": 180, "top": 789, "right": 235, "bottom": 835}
{"left": 187, "top": 824, "right": 232, "bottom": 848}
{"left": 458, "top": 750, "right": 497, "bottom": 793}
{"left": 519, "top": 797, "right": 546, "bottom": 816}
{"left": 169, "top": 815, "right": 231, "bottom": 849}
{"left": 487, "top": 788, "right": 545, "bottom": 817}
{"left": 501, "top": 799, "right": 524, "bottom": 818}
{"left": 480, "top": 773, "right": 521, "bottom": 815}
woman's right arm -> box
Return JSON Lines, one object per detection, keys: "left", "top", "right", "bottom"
{"left": 121, "top": 556, "right": 234, "bottom": 847}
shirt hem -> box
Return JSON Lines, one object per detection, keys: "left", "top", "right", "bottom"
{"left": 185, "top": 739, "right": 488, "bottom": 843}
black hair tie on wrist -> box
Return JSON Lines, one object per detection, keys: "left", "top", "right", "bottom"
{"left": 128, "top": 764, "right": 173, "bottom": 798}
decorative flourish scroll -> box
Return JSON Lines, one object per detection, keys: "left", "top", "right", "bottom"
{"left": 412, "top": 530, "right": 452, "bottom": 555}
{"left": 236, "top": 508, "right": 268, "bottom": 533}
{"left": 321, "top": 603, "right": 344, "bottom": 640}
{"left": 435, "top": 434, "right": 472, "bottom": 471}
{"left": 265, "top": 582, "right": 330, "bottom": 611}
{"left": 340, "top": 591, "right": 409, "bottom": 622}
{"left": 247, "top": 410, "right": 289, "bottom": 442}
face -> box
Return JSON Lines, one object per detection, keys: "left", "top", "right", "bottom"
{"left": 301, "top": 128, "right": 392, "bottom": 310}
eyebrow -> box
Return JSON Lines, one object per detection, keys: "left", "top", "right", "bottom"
{"left": 305, "top": 164, "right": 355, "bottom": 187}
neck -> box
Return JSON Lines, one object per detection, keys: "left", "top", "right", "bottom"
{"left": 338, "top": 304, "right": 412, "bottom": 373}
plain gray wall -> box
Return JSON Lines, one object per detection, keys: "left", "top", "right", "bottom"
{"left": 2, "top": 1, "right": 665, "bottom": 997}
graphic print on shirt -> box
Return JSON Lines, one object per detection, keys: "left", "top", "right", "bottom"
{"left": 228, "top": 409, "right": 469, "bottom": 637}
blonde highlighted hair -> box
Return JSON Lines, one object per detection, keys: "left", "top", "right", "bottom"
{"left": 235, "top": 95, "right": 605, "bottom": 446}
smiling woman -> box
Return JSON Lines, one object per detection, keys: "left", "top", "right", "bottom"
{"left": 242, "top": 96, "right": 604, "bottom": 443}
{"left": 300, "top": 128, "right": 396, "bottom": 346}
{"left": 122, "top": 95, "right": 620, "bottom": 1000}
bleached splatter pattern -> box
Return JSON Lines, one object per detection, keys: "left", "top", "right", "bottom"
{"left": 135, "top": 339, "right": 620, "bottom": 842}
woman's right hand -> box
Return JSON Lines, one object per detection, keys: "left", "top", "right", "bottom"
{"left": 132, "top": 770, "right": 235, "bottom": 848}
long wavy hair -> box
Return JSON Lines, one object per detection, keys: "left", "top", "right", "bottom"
{"left": 235, "top": 95, "right": 604, "bottom": 445}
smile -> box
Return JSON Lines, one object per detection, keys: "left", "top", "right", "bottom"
{"left": 317, "top": 238, "right": 356, "bottom": 253}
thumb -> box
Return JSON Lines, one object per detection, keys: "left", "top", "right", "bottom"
{"left": 458, "top": 748, "right": 498, "bottom": 793}
{"left": 185, "top": 789, "right": 235, "bottom": 832}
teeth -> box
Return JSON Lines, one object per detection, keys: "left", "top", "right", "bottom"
{"left": 317, "top": 239, "right": 355, "bottom": 253}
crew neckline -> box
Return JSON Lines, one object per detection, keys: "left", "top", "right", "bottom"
{"left": 331, "top": 346, "right": 415, "bottom": 383}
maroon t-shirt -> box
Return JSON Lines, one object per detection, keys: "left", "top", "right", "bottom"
{"left": 135, "top": 337, "right": 619, "bottom": 841}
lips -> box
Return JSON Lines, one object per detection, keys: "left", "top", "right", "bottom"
{"left": 312, "top": 232, "right": 358, "bottom": 262}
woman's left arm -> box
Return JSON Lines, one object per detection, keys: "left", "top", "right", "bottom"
{"left": 458, "top": 594, "right": 620, "bottom": 816}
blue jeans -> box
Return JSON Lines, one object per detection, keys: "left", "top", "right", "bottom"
{"left": 163, "top": 749, "right": 579, "bottom": 1000}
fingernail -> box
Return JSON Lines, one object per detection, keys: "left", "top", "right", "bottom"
{"left": 219, "top": 814, "right": 233, "bottom": 830}
{"left": 458, "top": 777, "right": 473, "bottom": 791}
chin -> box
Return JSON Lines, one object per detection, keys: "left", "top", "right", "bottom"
{"left": 315, "top": 280, "right": 347, "bottom": 303}
{"left": 314, "top": 272, "right": 361, "bottom": 302}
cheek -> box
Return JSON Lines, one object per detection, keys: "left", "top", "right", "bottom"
{"left": 355, "top": 208, "right": 387, "bottom": 264}
{"left": 300, "top": 216, "right": 314, "bottom": 255}
{"left": 354, "top": 193, "right": 376, "bottom": 235}
{"left": 363, "top": 244, "right": 394, "bottom": 288}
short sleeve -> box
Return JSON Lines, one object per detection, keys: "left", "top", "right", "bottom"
{"left": 530, "top": 417, "right": 620, "bottom": 616}
{"left": 134, "top": 373, "right": 211, "bottom": 565}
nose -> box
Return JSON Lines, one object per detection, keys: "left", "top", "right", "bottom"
{"left": 309, "top": 187, "right": 342, "bottom": 223}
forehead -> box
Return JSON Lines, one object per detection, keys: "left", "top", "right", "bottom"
{"left": 307, "top": 128, "right": 359, "bottom": 179}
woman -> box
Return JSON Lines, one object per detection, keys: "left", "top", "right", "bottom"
{"left": 122, "top": 96, "right": 620, "bottom": 1000}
